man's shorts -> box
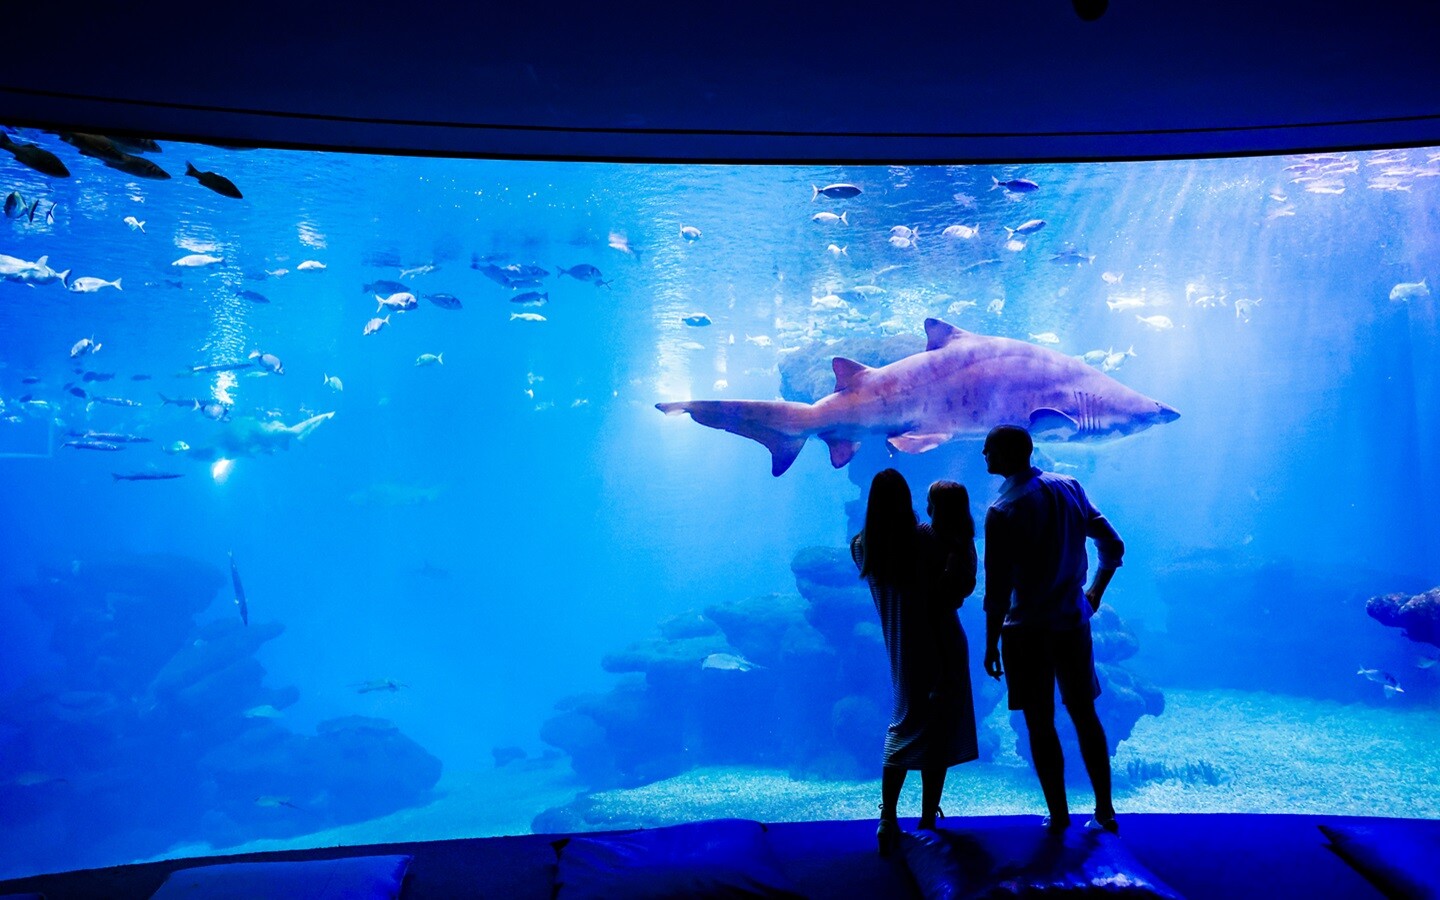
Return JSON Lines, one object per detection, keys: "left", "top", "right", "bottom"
{"left": 1000, "top": 624, "right": 1102, "bottom": 712}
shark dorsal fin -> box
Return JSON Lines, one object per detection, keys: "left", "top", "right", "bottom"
{"left": 831, "top": 357, "right": 871, "bottom": 392}
{"left": 923, "top": 318, "right": 967, "bottom": 351}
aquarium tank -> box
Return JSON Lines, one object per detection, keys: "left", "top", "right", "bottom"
{"left": 0, "top": 128, "right": 1437, "bottom": 881}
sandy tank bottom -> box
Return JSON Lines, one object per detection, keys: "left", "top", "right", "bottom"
{"left": 143, "top": 687, "right": 1438, "bottom": 867}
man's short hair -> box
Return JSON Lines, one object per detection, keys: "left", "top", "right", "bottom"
{"left": 984, "top": 424, "right": 1033, "bottom": 463}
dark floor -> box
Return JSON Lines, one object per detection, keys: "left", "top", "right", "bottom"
{"left": 0, "top": 814, "right": 1396, "bottom": 899}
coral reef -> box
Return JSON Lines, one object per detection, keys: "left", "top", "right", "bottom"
{"left": 1367, "top": 587, "right": 1440, "bottom": 648}
{"left": 0, "top": 555, "right": 441, "bottom": 875}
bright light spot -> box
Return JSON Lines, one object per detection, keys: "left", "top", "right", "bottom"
{"left": 214, "top": 371, "right": 237, "bottom": 405}
{"left": 211, "top": 458, "right": 234, "bottom": 483}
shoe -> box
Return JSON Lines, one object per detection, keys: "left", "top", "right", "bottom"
{"left": 1041, "top": 814, "right": 1071, "bottom": 832}
{"left": 877, "top": 817, "right": 899, "bottom": 856}
{"left": 917, "top": 806, "right": 945, "bottom": 831}
{"left": 1085, "top": 813, "right": 1119, "bottom": 835}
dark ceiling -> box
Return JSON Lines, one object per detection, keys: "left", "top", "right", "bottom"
{"left": 4, "top": 1, "right": 1440, "bottom": 162}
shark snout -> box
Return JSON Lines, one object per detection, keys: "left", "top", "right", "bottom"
{"left": 1152, "top": 403, "right": 1181, "bottom": 424}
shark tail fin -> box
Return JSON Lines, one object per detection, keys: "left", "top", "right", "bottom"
{"left": 657, "top": 399, "right": 812, "bottom": 476}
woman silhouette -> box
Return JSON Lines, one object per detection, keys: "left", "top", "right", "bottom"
{"left": 852, "top": 470, "right": 979, "bottom": 855}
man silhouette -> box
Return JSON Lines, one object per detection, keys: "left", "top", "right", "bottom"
{"left": 981, "top": 425, "right": 1123, "bottom": 833}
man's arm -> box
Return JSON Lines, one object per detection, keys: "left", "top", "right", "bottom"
{"left": 982, "top": 509, "right": 1011, "bottom": 679}
{"left": 1082, "top": 486, "right": 1124, "bottom": 611}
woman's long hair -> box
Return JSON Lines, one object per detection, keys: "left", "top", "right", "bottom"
{"left": 858, "top": 469, "right": 919, "bottom": 588}
{"left": 928, "top": 480, "right": 975, "bottom": 543}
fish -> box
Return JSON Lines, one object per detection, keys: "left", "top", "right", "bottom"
{"left": 81, "top": 371, "right": 116, "bottom": 382}
{"left": 1106, "top": 295, "right": 1147, "bottom": 312}
{"left": 941, "top": 224, "right": 979, "bottom": 239}
{"left": 376, "top": 292, "right": 418, "bottom": 313}
{"left": 427, "top": 292, "right": 463, "bottom": 310}
{"left": 1357, "top": 667, "right": 1403, "bottom": 696}
{"left": 1101, "top": 271, "right": 1124, "bottom": 285}
{"left": 265, "top": 268, "right": 289, "bottom": 278}
{"left": 556, "top": 263, "right": 603, "bottom": 282}
{"left": 415, "top": 353, "right": 444, "bottom": 367}
{"left": 812, "top": 294, "right": 847, "bottom": 310}
{"left": 1102, "top": 346, "right": 1136, "bottom": 372}
{"left": 4, "top": 191, "right": 24, "bottom": 217}
{"left": 1004, "top": 239, "right": 1026, "bottom": 252}
{"left": 1234, "top": 298, "right": 1261, "bottom": 321}
{"left": 889, "top": 225, "right": 919, "bottom": 240}
{"left": 189, "top": 361, "right": 253, "bottom": 374}
{"left": 1136, "top": 314, "right": 1174, "bottom": 330}
{"left": 198, "top": 402, "right": 231, "bottom": 421}
{"left": 172, "top": 253, "right": 222, "bottom": 267}
{"left": 1029, "top": 332, "right": 1061, "bottom": 345}
{"left": 297, "top": 260, "right": 326, "bottom": 271}
{"left": 812, "top": 211, "right": 848, "bottom": 225}
{"left": 987, "top": 299, "right": 1005, "bottom": 315}
{"left": 68, "top": 276, "right": 122, "bottom": 293}
{"left": 184, "top": 162, "right": 242, "bottom": 198}
{"left": 679, "top": 341, "right": 705, "bottom": 351}
{"left": 354, "top": 678, "right": 407, "bottom": 694}
{"left": 1050, "top": 249, "right": 1095, "bottom": 265}
{"left": 104, "top": 153, "right": 170, "bottom": 180}
{"left": 947, "top": 300, "right": 979, "bottom": 315}
{"left": 69, "top": 337, "right": 102, "bottom": 358}
{"left": 0, "top": 253, "right": 70, "bottom": 286}
{"left": 364, "top": 279, "right": 408, "bottom": 295}
{"left": 243, "top": 705, "right": 284, "bottom": 719}
{"left": 78, "top": 431, "right": 149, "bottom": 443}
{"left": 608, "top": 231, "right": 638, "bottom": 257}
{"left": 163, "top": 441, "right": 191, "bottom": 454}
{"left": 229, "top": 551, "right": 248, "bottom": 625}
{"left": 107, "top": 135, "right": 162, "bottom": 154}
{"left": 510, "top": 291, "right": 546, "bottom": 307}
{"left": 825, "top": 244, "right": 850, "bottom": 259}
{"left": 60, "top": 132, "right": 125, "bottom": 161}
{"left": 0, "top": 133, "right": 71, "bottom": 177}
{"left": 112, "top": 472, "right": 183, "bottom": 481}
{"left": 992, "top": 177, "right": 1039, "bottom": 193}
{"left": 1390, "top": 279, "right": 1429, "bottom": 302}
{"left": 745, "top": 334, "right": 773, "bottom": 347}
{"left": 400, "top": 262, "right": 438, "bottom": 278}
{"left": 888, "top": 235, "right": 916, "bottom": 249}
{"left": 247, "top": 350, "right": 284, "bottom": 375}
{"left": 323, "top": 374, "right": 344, "bottom": 391}
{"left": 683, "top": 314, "right": 713, "bottom": 327}
{"left": 812, "top": 183, "right": 862, "bottom": 201}
{"left": 237, "top": 289, "right": 269, "bottom": 304}
{"left": 63, "top": 440, "right": 121, "bottom": 451}
{"left": 363, "top": 315, "right": 391, "bottom": 335}
{"left": 1078, "top": 349, "right": 1109, "bottom": 367}
{"left": 702, "top": 652, "right": 766, "bottom": 672}
{"left": 254, "top": 796, "right": 301, "bottom": 810}
{"left": 131, "top": 374, "right": 153, "bottom": 381}
{"left": 679, "top": 225, "right": 702, "bottom": 241}
{"left": 123, "top": 216, "right": 146, "bottom": 232}
{"left": 511, "top": 312, "right": 546, "bottom": 322}
{"left": 1005, "top": 219, "right": 1046, "bottom": 238}
{"left": 656, "top": 317, "right": 1180, "bottom": 476}
{"left": 88, "top": 396, "right": 142, "bottom": 407}
{"left": 67, "top": 385, "right": 88, "bottom": 398}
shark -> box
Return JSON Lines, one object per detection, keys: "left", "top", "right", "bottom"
{"left": 657, "top": 318, "right": 1179, "bottom": 476}
{"left": 185, "top": 411, "right": 335, "bottom": 461}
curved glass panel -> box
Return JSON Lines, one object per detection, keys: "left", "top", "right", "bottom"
{"left": 1, "top": 130, "right": 1436, "bottom": 879}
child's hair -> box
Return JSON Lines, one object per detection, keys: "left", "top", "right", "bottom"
{"left": 928, "top": 480, "right": 975, "bottom": 542}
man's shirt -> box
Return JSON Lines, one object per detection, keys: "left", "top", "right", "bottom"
{"left": 983, "top": 466, "right": 1124, "bottom": 630}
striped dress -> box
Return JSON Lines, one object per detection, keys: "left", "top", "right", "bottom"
{"left": 852, "top": 524, "right": 979, "bottom": 770}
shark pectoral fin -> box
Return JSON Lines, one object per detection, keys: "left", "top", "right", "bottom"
{"left": 1029, "top": 408, "right": 1079, "bottom": 439}
{"left": 290, "top": 411, "right": 336, "bottom": 441}
{"left": 820, "top": 433, "right": 860, "bottom": 468}
{"left": 887, "top": 432, "right": 951, "bottom": 454}
{"left": 830, "top": 357, "right": 871, "bottom": 393}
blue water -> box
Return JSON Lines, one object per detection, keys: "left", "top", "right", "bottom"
{"left": 1, "top": 132, "right": 1438, "bottom": 879}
